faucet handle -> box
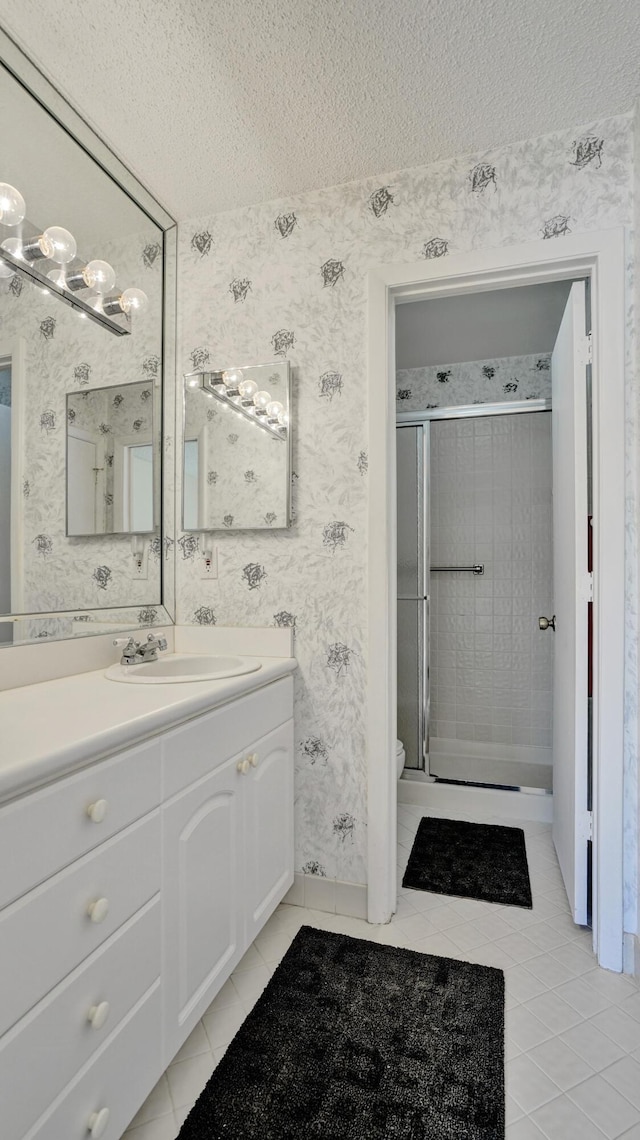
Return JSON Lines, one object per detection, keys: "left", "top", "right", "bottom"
{"left": 145, "top": 634, "right": 168, "bottom": 651}
{"left": 113, "top": 637, "right": 137, "bottom": 649}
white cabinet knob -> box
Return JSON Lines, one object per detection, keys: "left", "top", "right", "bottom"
{"left": 88, "top": 1107, "right": 110, "bottom": 1138}
{"left": 87, "top": 1001, "right": 110, "bottom": 1030}
{"left": 86, "top": 799, "right": 108, "bottom": 824}
{"left": 248, "top": 752, "right": 259, "bottom": 768}
{"left": 87, "top": 897, "right": 109, "bottom": 924}
{"left": 237, "top": 758, "right": 250, "bottom": 775}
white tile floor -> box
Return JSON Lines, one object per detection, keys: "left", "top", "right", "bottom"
{"left": 124, "top": 801, "right": 640, "bottom": 1139}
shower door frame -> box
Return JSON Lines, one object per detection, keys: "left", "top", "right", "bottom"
{"left": 398, "top": 398, "right": 552, "bottom": 779}
{"left": 366, "top": 230, "right": 626, "bottom": 974}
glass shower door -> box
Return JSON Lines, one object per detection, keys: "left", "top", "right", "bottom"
{"left": 396, "top": 425, "right": 429, "bottom": 771}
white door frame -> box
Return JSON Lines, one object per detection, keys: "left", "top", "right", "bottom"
{"left": 366, "top": 229, "right": 626, "bottom": 972}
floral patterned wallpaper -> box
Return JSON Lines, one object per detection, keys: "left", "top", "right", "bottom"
{"left": 396, "top": 353, "right": 551, "bottom": 412}
{"left": 0, "top": 232, "right": 163, "bottom": 623}
{"left": 176, "top": 114, "right": 635, "bottom": 907}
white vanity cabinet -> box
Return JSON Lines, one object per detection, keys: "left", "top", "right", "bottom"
{"left": 162, "top": 681, "right": 294, "bottom": 1061}
{"left": 0, "top": 671, "right": 294, "bottom": 1140}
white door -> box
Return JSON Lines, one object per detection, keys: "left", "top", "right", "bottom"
{"left": 67, "top": 429, "right": 100, "bottom": 535}
{"left": 550, "top": 280, "right": 590, "bottom": 924}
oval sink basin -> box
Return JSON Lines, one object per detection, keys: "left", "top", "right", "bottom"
{"left": 105, "top": 654, "right": 262, "bottom": 684}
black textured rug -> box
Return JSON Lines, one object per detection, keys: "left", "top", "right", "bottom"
{"left": 178, "top": 925, "right": 505, "bottom": 1140}
{"left": 402, "top": 817, "right": 532, "bottom": 908}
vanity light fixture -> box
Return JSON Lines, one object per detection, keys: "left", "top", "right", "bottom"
{"left": 22, "top": 225, "right": 77, "bottom": 264}
{"left": 222, "top": 369, "right": 243, "bottom": 395}
{"left": 266, "top": 400, "right": 284, "bottom": 423}
{"left": 63, "top": 259, "right": 116, "bottom": 294}
{"left": 188, "top": 371, "right": 287, "bottom": 441}
{"left": 238, "top": 378, "right": 258, "bottom": 405}
{"left": 0, "top": 179, "right": 150, "bottom": 336}
{"left": 253, "top": 390, "right": 271, "bottom": 415}
{"left": 0, "top": 182, "right": 26, "bottom": 226}
{"left": 102, "top": 287, "right": 149, "bottom": 317}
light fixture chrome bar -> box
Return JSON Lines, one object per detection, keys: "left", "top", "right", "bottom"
{"left": 192, "top": 371, "right": 287, "bottom": 442}
{"left": 0, "top": 246, "right": 130, "bottom": 336}
{"left": 431, "top": 564, "right": 484, "bottom": 575}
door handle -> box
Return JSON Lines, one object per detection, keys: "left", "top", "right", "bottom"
{"left": 539, "top": 615, "right": 556, "bottom": 631}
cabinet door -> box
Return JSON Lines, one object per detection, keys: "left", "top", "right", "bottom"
{"left": 163, "top": 753, "right": 245, "bottom": 1061}
{"left": 243, "top": 720, "right": 294, "bottom": 945}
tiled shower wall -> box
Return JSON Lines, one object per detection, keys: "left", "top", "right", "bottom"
{"left": 429, "top": 412, "right": 554, "bottom": 758}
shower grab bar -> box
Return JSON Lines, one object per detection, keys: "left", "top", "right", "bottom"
{"left": 431, "top": 564, "right": 484, "bottom": 575}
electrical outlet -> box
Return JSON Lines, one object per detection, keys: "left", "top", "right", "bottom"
{"left": 131, "top": 546, "right": 148, "bottom": 580}
{"left": 201, "top": 546, "right": 218, "bottom": 579}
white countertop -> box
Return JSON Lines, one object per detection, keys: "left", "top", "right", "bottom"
{"left": 0, "top": 655, "right": 296, "bottom": 804}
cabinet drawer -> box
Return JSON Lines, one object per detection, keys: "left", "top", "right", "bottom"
{"left": 0, "top": 738, "right": 161, "bottom": 910}
{"left": 0, "top": 812, "right": 160, "bottom": 1038}
{"left": 1, "top": 897, "right": 160, "bottom": 1140}
{"left": 25, "top": 982, "right": 163, "bottom": 1140}
{"left": 163, "top": 675, "right": 293, "bottom": 797}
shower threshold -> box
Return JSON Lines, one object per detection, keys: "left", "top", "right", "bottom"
{"left": 428, "top": 743, "right": 552, "bottom": 793}
{"left": 434, "top": 776, "right": 552, "bottom": 796}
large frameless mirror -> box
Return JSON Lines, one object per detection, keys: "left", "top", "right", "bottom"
{"left": 0, "top": 31, "right": 176, "bottom": 647}
{"left": 183, "top": 361, "right": 292, "bottom": 531}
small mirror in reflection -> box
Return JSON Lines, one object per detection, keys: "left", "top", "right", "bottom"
{"left": 66, "top": 382, "right": 157, "bottom": 537}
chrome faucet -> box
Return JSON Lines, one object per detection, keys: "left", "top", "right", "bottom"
{"left": 113, "top": 633, "right": 168, "bottom": 665}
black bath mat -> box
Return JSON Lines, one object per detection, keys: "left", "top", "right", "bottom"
{"left": 178, "top": 925, "right": 505, "bottom": 1140}
{"left": 403, "top": 817, "right": 532, "bottom": 908}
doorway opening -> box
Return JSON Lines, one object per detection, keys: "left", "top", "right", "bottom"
{"left": 395, "top": 281, "right": 574, "bottom": 800}
{"left": 366, "top": 232, "right": 625, "bottom": 971}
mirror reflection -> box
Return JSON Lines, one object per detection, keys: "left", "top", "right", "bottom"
{"left": 183, "top": 361, "right": 291, "bottom": 531}
{"left": 66, "top": 383, "right": 157, "bottom": 537}
{"left": 0, "top": 59, "right": 167, "bottom": 639}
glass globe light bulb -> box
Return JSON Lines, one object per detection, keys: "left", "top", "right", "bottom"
{"left": 119, "top": 287, "right": 148, "bottom": 314}
{"left": 238, "top": 378, "right": 258, "bottom": 400}
{"left": 266, "top": 400, "right": 284, "bottom": 419}
{"left": 277, "top": 409, "right": 290, "bottom": 428}
{"left": 1, "top": 237, "right": 24, "bottom": 259}
{"left": 46, "top": 267, "right": 67, "bottom": 288}
{"left": 42, "top": 226, "right": 77, "bottom": 264}
{"left": 0, "top": 183, "right": 26, "bottom": 227}
{"left": 83, "top": 259, "right": 116, "bottom": 293}
{"left": 254, "top": 390, "right": 271, "bottom": 412}
{"left": 0, "top": 259, "right": 14, "bottom": 279}
{"left": 222, "top": 370, "right": 242, "bottom": 388}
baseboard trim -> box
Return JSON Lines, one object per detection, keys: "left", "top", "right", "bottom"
{"left": 284, "top": 873, "right": 368, "bottom": 920}
{"left": 623, "top": 932, "right": 640, "bottom": 976}
{"left": 398, "top": 776, "right": 554, "bottom": 823}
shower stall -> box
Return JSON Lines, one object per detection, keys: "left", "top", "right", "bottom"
{"left": 397, "top": 407, "right": 554, "bottom": 792}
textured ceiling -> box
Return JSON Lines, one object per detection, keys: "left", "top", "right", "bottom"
{"left": 1, "top": 0, "right": 639, "bottom": 220}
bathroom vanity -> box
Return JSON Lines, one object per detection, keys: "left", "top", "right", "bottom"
{"left": 0, "top": 655, "right": 295, "bottom": 1140}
